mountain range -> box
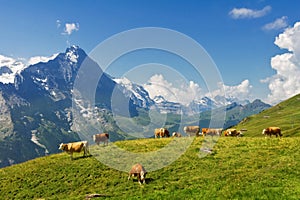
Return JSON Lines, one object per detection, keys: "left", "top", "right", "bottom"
{"left": 0, "top": 46, "right": 270, "bottom": 167}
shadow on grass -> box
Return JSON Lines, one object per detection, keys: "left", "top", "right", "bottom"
{"left": 129, "top": 177, "right": 154, "bottom": 184}
{"left": 72, "top": 155, "right": 93, "bottom": 160}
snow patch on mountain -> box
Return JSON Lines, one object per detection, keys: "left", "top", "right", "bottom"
{"left": 65, "top": 45, "right": 79, "bottom": 64}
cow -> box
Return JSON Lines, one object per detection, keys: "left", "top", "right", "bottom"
{"left": 154, "top": 128, "right": 170, "bottom": 138}
{"left": 59, "top": 141, "right": 89, "bottom": 160}
{"left": 172, "top": 132, "right": 182, "bottom": 137}
{"left": 93, "top": 133, "right": 109, "bottom": 146}
{"left": 128, "top": 163, "right": 147, "bottom": 185}
{"left": 183, "top": 126, "right": 201, "bottom": 137}
{"left": 262, "top": 127, "right": 282, "bottom": 138}
{"left": 224, "top": 129, "right": 240, "bottom": 136}
{"left": 202, "top": 128, "right": 222, "bottom": 136}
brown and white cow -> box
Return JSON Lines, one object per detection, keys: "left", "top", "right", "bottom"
{"left": 172, "top": 132, "right": 182, "bottom": 137}
{"left": 59, "top": 141, "right": 89, "bottom": 160}
{"left": 262, "top": 127, "right": 282, "bottom": 137}
{"left": 93, "top": 133, "right": 109, "bottom": 146}
{"left": 128, "top": 163, "right": 147, "bottom": 185}
{"left": 183, "top": 126, "right": 200, "bottom": 137}
{"left": 154, "top": 128, "right": 170, "bottom": 138}
{"left": 224, "top": 128, "right": 244, "bottom": 137}
{"left": 202, "top": 128, "right": 222, "bottom": 136}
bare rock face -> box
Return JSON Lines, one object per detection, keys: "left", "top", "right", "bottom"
{"left": 0, "top": 92, "right": 13, "bottom": 139}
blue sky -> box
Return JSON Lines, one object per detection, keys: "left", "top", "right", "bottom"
{"left": 1, "top": 0, "right": 300, "bottom": 104}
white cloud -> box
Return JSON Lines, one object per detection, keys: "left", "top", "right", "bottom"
{"left": 229, "top": 6, "right": 271, "bottom": 19}
{"left": 62, "top": 23, "right": 79, "bottom": 35}
{"left": 210, "top": 80, "right": 253, "bottom": 100}
{"left": 143, "top": 74, "right": 253, "bottom": 105}
{"left": 262, "top": 16, "right": 288, "bottom": 31}
{"left": 143, "top": 74, "right": 203, "bottom": 106}
{"left": 27, "top": 53, "right": 58, "bottom": 66}
{"left": 262, "top": 22, "right": 300, "bottom": 104}
{"left": 56, "top": 20, "right": 61, "bottom": 28}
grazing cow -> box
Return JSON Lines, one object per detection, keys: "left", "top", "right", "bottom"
{"left": 93, "top": 133, "right": 109, "bottom": 146}
{"left": 59, "top": 141, "right": 89, "bottom": 160}
{"left": 128, "top": 163, "right": 147, "bottom": 185}
{"left": 183, "top": 126, "right": 200, "bottom": 137}
{"left": 202, "top": 128, "right": 222, "bottom": 136}
{"left": 154, "top": 128, "right": 170, "bottom": 138}
{"left": 224, "top": 129, "right": 241, "bottom": 137}
{"left": 262, "top": 127, "right": 282, "bottom": 138}
{"left": 172, "top": 132, "right": 182, "bottom": 137}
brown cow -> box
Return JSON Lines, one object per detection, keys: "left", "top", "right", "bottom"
{"left": 202, "top": 128, "right": 222, "bottom": 136}
{"left": 172, "top": 132, "right": 182, "bottom": 137}
{"left": 262, "top": 127, "right": 282, "bottom": 137}
{"left": 183, "top": 126, "right": 200, "bottom": 137}
{"left": 128, "top": 163, "right": 147, "bottom": 185}
{"left": 224, "top": 128, "right": 240, "bottom": 137}
{"left": 59, "top": 141, "right": 89, "bottom": 160}
{"left": 93, "top": 133, "right": 109, "bottom": 146}
{"left": 154, "top": 128, "right": 170, "bottom": 138}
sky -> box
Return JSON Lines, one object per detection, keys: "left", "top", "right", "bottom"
{"left": 0, "top": 0, "right": 300, "bottom": 105}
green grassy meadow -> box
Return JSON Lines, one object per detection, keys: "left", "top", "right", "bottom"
{"left": 1, "top": 137, "right": 300, "bottom": 199}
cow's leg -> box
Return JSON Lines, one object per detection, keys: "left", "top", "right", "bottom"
{"left": 128, "top": 174, "right": 131, "bottom": 181}
{"left": 84, "top": 147, "right": 87, "bottom": 157}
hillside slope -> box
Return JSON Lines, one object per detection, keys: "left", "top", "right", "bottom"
{"left": 235, "top": 93, "right": 300, "bottom": 137}
{"left": 1, "top": 137, "right": 300, "bottom": 199}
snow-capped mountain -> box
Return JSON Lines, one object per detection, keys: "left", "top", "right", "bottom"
{"left": 152, "top": 95, "right": 182, "bottom": 114}
{"left": 0, "top": 53, "right": 58, "bottom": 85}
{"left": 113, "top": 77, "right": 154, "bottom": 109}
{"left": 0, "top": 55, "right": 26, "bottom": 84}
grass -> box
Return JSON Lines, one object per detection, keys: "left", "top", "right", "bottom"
{"left": 1, "top": 136, "right": 300, "bottom": 199}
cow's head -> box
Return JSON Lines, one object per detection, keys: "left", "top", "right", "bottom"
{"left": 140, "top": 171, "right": 146, "bottom": 181}
{"left": 262, "top": 129, "right": 266, "bottom": 135}
{"left": 58, "top": 143, "right": 65, "bottom": 150}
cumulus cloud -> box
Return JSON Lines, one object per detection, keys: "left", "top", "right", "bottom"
{"left": 209, "top": 80, "right": 253, "bottom": 101}
{"left": 262, "top": 16, "right": 288, "bottom": 31}
{"left": 62, "top": 23, "right": 79, "bottom": 35}
{"left": 262, "top": 22, "right": 300, "bottom": 104}
{"left": 143, "top": 74, "right": 253, "bottom": 105}
{"left": 229, "top": 5, "right": 271, "bottom": 19}
{"left": 27, "top": 53, "right": 58, "bottom": 65}
{"left": 143, "top": 74, "right": 203, "bottom": 106}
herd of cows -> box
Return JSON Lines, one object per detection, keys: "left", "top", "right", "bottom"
{"left": 58, "top": 126, "right": 282, "bottom": 184}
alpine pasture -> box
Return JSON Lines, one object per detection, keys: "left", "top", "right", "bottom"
{"left": 1, "top": 137, "right": 300, "bottom": 199}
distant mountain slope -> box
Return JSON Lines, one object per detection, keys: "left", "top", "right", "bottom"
{"left": 235, "top": 93, "right": 300, "bottom": 137}
{"left": 197, "top": 99, "right": 271, "bottom": 129}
